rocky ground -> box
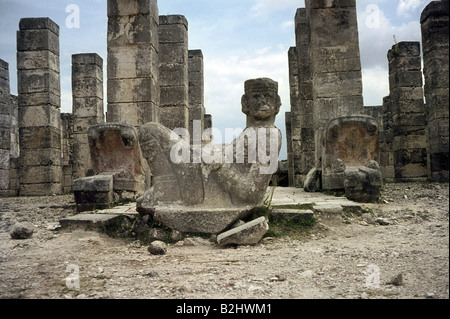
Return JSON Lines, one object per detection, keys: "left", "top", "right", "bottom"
{"left": 0, "top": 182, "right": 448, "bottom": 300}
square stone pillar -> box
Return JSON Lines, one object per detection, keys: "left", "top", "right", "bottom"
{"left": 188, "top": 49, "right": 205, "bottom": 144}
{"left": 72, "top": 53, "right": 105, "bottom": 179}
{"left": 107, "top": 0, "right": 160, "bottom": 127}
{"left": 17, "top": 18, "right": 62, "bottom": 196}
{"left": 305, "top": 0, "right": 364, "bottom": 175}
{"left": 388, "top": 42, "right": 428, "bottom": 182}
{"left": 294, "top": 8, "right": 315, "bottom": 186}
{"left": 0, "top": 59, "right": 11, "bottom": 197}
{"left": 285, "top": 111, "right": 294, "bottom": 187}
{"left": 421, "top": 1, "right": 449, "bottom": 182}
{"left": 159, "top": 15, "right": 189, "bottom": 131}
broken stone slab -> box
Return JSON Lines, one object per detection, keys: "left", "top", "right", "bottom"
{"left": 270, "top": 209, "right": 314, "bottom": 222}
{"left": 217, "top": 217, "right": 269, "bottom": 246}
{"left": 152, "top": 205, "right": 254, "bottom": 234}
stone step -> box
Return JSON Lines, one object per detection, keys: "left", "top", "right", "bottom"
{"left": 59, "top": 203, "right": 139, "bottom": 230}
{"left": 59, "top": 213, "right": 122, "bottom": 230}
{"left": 270, "top": 209, "right": 314, "bottom": 221}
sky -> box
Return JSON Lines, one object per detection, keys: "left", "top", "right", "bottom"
{"left": 0, "top": 0, "right": 432, "bottom": 160}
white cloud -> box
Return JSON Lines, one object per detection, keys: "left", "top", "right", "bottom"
{"left": 249, "top": 0, "right": 304, "bottom": 19}
{"left": 397, "top": 0, "right": 427, "bottom": 17}
{"left": 362, "top": 66, "right": 390, "bottom": 106}
{"left": 358, "top": 4, "right": 422, "bottom": 69}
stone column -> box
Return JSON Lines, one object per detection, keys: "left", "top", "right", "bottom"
{"left": 379, "top": 96, "right": 395, "bottom": 182}
{"left": 388, "top": 42, "right": 428, "bottom": 182}
{"left": 159, "top": 15, "right": 189, "bottom": 131}
{"left": 305, "top": 0, "right": 364, "bottom": 178}
{"left": 61, "top": 113, "right": 74, "bottom": 193}
{"left": 287, "top": 47, "right": 298, "bottom": 187}
{"left": 107, "top": 0, "right": 160, "bottom": 127}
{"left": 294, "top": 8, "right": 315, "bottom": 186}
{"left": 0, "top": 59, "right": 11, "bottom": 197}
{"left": 17, "top": 18, "right": 62, "bottom": 196}
{"left": 72, "top": 53, "right": 104, "bottom": 179}
{"left": 9, "top": 95, "right": 19, "bottom": 196}
{"left": 421, "top": 0, "right": 449, "bottom": 182}
{"left": 285, "top": 111, "right": 294, "bottom": 187}
{"left": 188, "top": 49, "right": 205, "bottom": 145}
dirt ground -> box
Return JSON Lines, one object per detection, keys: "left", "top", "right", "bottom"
{"left": 0, "top": 182, "right": 448, "bottom": 300}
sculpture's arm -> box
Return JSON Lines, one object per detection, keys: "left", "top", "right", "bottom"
{"left": 213, "top": 163, "right": 268, "bottom": 204}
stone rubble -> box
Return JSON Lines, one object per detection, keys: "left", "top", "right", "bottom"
{"left": 217, "top": 217, "right": 269, "bottom": 247}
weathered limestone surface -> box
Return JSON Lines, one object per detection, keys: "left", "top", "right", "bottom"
{"left": 137, "top": 78, "right": 282, "bottom": 233}
{"left": 61, "top": 113, "right": 73, "bottom": 193}
{"left": 8, "top": 94, "right": 19, "bottom": 197}
{"left": 17, "top": 18, "right": 62, "bottom": 196}
{"left": 288, "top": 3, "right": 365, "bottom": 189}
{"left": 421, "top": 0, "right": 449, "bottom": 182}
{"left": 344, "top": 161, "right": 383, "bottom": 203}
{"left": 378, "top": 96, "right": 395, "bottom": 182}
{"left": 294, "top": 9, "right": 315, "bottom": 186}
{"left": 188, "top": 50, "right": 205, "bottom": 145}
{"left": 388, "top": 42, "right": 428, "bottom": 182}
{"left": 285, "top": 111, "right": 294, "bottom": 186}
{"left": 159, "top": 15, "right": 189, "bottom": 131}
{"left": 72, "top": 53, "right": 105, "bottom": 180}
{"left": 305, "top": 0, "right": 364, "bottom": 170}
{"left": 73, "top": 123, "right": 150, "bottom": 212}
{"left": 321, "top": 116, "right": 381, "bottom": 201}
{"left": 107, "top": 0, "right": 160, "bottom": 127}
{"left": 217, "top": 217, "right": 269, "bottom": 246}
{"left": 0, "top": 59, "right": 11, "bottom": 197}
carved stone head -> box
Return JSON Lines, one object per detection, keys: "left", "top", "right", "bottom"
{"left": 241, "top": 78, "right": 281, "bottom": 126}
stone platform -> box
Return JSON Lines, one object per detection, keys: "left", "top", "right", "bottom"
{"left": 59, "top": 187, "right": 362, "bottom": 232}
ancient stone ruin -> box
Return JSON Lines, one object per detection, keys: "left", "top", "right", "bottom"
{"left": 0, "top": 0, "right": 449, "bottom": 239}
{"left": 286, "top": 0, "right": 449, "bottom": 199}
{"left": 136, "top": 77, "right": 281, "bottom": 233}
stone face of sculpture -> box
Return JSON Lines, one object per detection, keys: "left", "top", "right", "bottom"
{"left": 137, "top": 78, "right": 282, "bottom": 233}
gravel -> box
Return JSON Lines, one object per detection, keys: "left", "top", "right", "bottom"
{"left": 0, "top": 183, "right": 448, "bottom": 299}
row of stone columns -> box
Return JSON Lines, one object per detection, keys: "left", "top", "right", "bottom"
{"left": 2, "top": 0, "right": 210, "bottom": 196}
{"left": 287, "top": 0, "right": 449, "bottom": 186}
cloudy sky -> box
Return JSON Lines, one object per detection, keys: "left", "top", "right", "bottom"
{"left": 0, "top": 0, "right": 431, "bottom": 159}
